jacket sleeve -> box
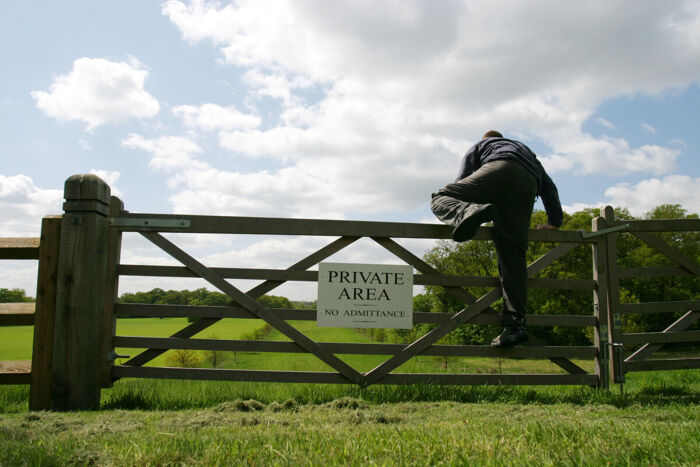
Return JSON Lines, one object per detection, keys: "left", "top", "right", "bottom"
{"left": 455, "top": 145, "right": 480, "bottom": 182}
{"left": 538, "top": 168, "right": 563, "bottom": 227}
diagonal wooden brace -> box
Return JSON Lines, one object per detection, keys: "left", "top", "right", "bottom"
{"left": 625, "top": 310, "right": 700, "bottom": 363}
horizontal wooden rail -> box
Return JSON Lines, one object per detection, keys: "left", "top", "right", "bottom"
{"left": 624, "top": 358, "right": 700, "bottom": 372}
{"left": 113, "top": 213, "right": 594, "bottom": 243}
{"left": 606, "top": 218, "right": 700, "bottom": 232}
{"left": 114, "top": 336, "right": 597, "bottom": 359}
{"left": 113, "top": 365, "right": 597, "bottom": 386}
{"left": 619, "top": 266, "right": 694, "bottom": 278}
{"left": 115, "top": 304, "right": 597, "bottom": 327}
{"left": 0, "top": 360, "right": 32, "bottom": 385}
{"left": 0, "top": 372, "right": 32, "bottom": 385}
{"left": 0, "top": 303, "right": 35, "bottom": 326}
{"left": 0, "top": 237, "right": 40, "bottom": 260}
{"left": 622, "top": 330, "right": 700, "bottom": 345}
{"left": 619, "top": 300, "right": 700, "bottom": 315}
{"left": 117, "top": 265, "right": 596, "bottom": 290}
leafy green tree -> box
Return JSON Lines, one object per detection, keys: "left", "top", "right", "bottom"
{"left": 200, "top": 333, "right": 228, "bottom": 368}
{"left": 0, "top": 288, "right": 34, "bottom": 302}
{"left": 257, "top": 295, "right": 294, "bottom": 309}
{"left": 165, "top": 349, "right": 201, "bottom": 368}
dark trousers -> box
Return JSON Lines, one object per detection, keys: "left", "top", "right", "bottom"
{"left": 430, "top": 160, "right": 538, "bottom": 326}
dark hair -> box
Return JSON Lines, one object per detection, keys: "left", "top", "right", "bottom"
{"left": 482, "top": 130, "right": 503, "bottom": 138}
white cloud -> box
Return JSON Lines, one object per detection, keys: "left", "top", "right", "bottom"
{"left": 172, "top": 103, "right": 261, "bottom": 131}
{"left": 90, "top": 170, "right": 122, "bottom": 196}
{"left": 0, "top": 174, "right": 62, "bottom": 237}
{"left": 641, "top": 122, "right": 657, "bottom": 134}
{"left": 670, "top": 138, "right": 687, "bottom": 147}
{"left": 544, "top": 133, "right": 680, "bottom": 175}
{"left": 596, "top": 118, "right": 617, "bottom": 130}
{"left": 31, "top": 57, "right": 159, "bottom": 131}
{"left": 604, "top": 175, "right": 700, "bottom": 216}
{"left": 162, "top": 1, "right": 700, "bottom": 185}
{"left": 121, "top": 134, "right": 206, "bottom": 170}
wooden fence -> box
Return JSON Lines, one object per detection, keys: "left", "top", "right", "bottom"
{"left": 0, "top": 174, "right": 697, "bottom": 410}
{"left": 0, "top": 216, "right": 60, "bottom": 411}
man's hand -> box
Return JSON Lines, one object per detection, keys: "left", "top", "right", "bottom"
{"left": 537, "top": 224, "right": 559, "bottom": 230}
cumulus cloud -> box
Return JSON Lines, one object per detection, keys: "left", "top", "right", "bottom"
{"left": 604, "top": 175, "right": 700, "bottom": 216}
{"left": 31, "top": 57, "right": 159, "bottom": 131}
{"left": 543, "top": 133, "right": 680, "bottom": 175}
{"left": 172, "top": 103, "right": 261, "bottom": 131}
{"left": 596, "top": 118, "right": 617, "bottom": 130}
{"left": 0, "top": 174, "right": 62, "bottom": 236}
{"left": 89, "top": 170, "right": 122, "bottom": 196}
{"left": 121, "top": 134, "right": 206, "bottom": 170}
{"left": 162, "top": 1, "right": 699, "bottom": 177}
{"left": 641, "top": 122, "right": 657, "bottom": 134}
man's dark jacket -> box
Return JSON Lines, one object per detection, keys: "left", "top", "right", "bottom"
{"left": 455, "top": 137, "right": 563, "bottom": 227}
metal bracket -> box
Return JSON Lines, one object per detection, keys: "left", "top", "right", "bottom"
{"left": 109, "top": 218, "right": 191, "bottom": 229}
{"left": 580, "top": 223, "right": 630, "bottom": 239}
{"left": 607, "top": 342, "right": 625, "bottom": 394}
{"left": 107, "top": 351, "right": 131, "bottom": 362}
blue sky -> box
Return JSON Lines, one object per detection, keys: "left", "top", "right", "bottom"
{"left": 2, "top": 1, "right": 699, "bottom": 298}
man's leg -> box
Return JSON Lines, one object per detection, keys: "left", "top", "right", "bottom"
{"left": 487, "top": 162, "right": 537, "bottom": 347}
{"left": 430, "top": 163, "right": 504, "bottom": 242}
{"left": 431, "top": 193, "right": 494, "bottom": 242}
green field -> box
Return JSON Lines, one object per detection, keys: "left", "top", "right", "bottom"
{"left": 2, "top": 319, "right": 699, "bottom": 465}
{"left": 1, "top": 318, "right": 594, "bottom": 373}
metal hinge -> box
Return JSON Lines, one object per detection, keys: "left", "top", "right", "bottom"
{"left": 109, "top": 218, "right": 191, "bottom": 229}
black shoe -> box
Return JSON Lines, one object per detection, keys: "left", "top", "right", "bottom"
{"left": 452, "top": 203, "right": 495, "bottom": 242}
{"left": 491, "top": 326, "right": 528, "bottom": 347}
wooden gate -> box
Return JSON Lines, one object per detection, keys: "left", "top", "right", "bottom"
{"left": 599, "top": 207, "right": 700, "bottom": 382}
{"left": 100, "top": 181, "right": 605, "bottom": 393}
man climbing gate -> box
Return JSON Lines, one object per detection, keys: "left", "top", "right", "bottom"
{"left": 430, "top": 130, "right": 563, "bottom": 347}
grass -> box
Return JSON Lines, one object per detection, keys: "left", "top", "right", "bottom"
{"left": 0, "top": 325, "right": 33, "bottom": 361}
{"left": 2, "top": 319, "right": 699, "bottom": 464}
{"left": 0, "top": 394, "right": 698, "bottom": 465}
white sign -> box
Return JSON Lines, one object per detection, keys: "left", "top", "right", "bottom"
{"left": 317, "top": 262, "right": 413, "bottom": 329}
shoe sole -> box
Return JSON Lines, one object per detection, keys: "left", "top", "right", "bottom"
{"left": 452, "top": 204, "right": 494, "bottom": 242}
{"left": 491, "top": 334, "right": 528, "bottom": 347}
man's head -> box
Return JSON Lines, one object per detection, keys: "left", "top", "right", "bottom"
{"left": 483, "top": 130, "right": 503, "bottom": 139}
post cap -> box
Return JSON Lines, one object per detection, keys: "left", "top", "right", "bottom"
{"left": 64, "top": 174, "right": 111, "bottom": 202}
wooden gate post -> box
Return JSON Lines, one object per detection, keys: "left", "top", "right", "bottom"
{"left": 101, "top": 196, "right": 123, "bottom": 389}
{"left": 591, "top": 215, "right": 610, "bottom": 389}
{"left": 51, "top": 174, "right": 111, "bottom": 410}
{"left": 29, "top": 215, "right": 61, "bottom": 410}
{"left": 602, "top": 206, "right": 624, "bottom": 384}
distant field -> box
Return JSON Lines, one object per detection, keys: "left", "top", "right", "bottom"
{"left": 0, "top": 317, "right": 597, "bottom": 373}
{"left": 0, "top": 325, "right": 33, "bottom": 361}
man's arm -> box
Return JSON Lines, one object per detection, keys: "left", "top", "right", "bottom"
{"left": 538, "top": 169, "right": 563, "bottom": 228}
{"left": 455, "top": 145, "right": 480, "bottom": 182}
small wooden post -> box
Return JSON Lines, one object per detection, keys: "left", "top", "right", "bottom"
{"left": 29, "top": 216, "right": 61, "bottom": 410}
{"left": 51, "top": 175, "right": 110, "bottom": 410}
{"left": 591, "top": 215, "right": 609, "bottom": 389}
{"left": 101, "top": 196, "right": 123, "bottom": 388}
{"left": 602, "top": 206, "right": 624, "bottom": 384}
